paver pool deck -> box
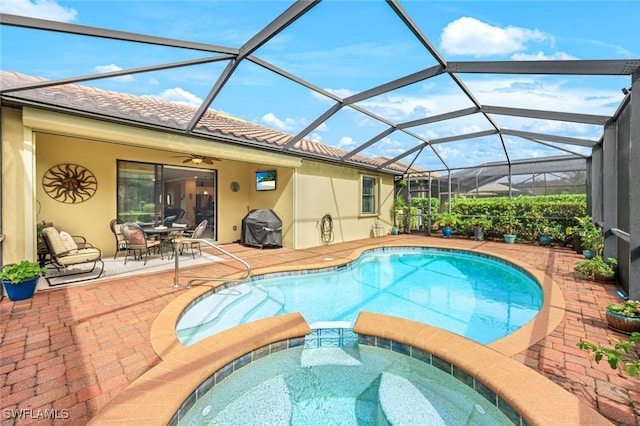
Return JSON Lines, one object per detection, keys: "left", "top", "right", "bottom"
{"left": 1, "top": 235, "right": 638, "bottom": 425}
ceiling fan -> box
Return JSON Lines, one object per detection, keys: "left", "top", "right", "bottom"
{"left": 172, "top": 154, "right": 221, "bottom": 165}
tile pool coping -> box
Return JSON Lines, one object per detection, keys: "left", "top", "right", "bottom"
{"left": 88, "top": 241, "right": 610, "bottom": 425}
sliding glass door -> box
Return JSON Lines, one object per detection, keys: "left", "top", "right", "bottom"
{"left": 117, "top": 161, "right": 162, "bottom": 224}
{"left": 117, "top": 161, "right": 216, "bottom": 239}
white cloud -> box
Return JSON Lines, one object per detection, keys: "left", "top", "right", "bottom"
{"left": 464, "top": 76, "right": 621, "bottom": 117}
{"left": 337, "top": 136, "right": 357, "bottom": 150}
{"left": 0, "top": 0, "right": 77, "bottom": 22}
{"left": 377, "top": 136, "right": 409, "bottom": 159}
{"left": 308, "top": 132, "right": 323, "bottom": 143}
{"left": 360, "top": 95, "right": 435, "bottom": 122}
{"left": 440, "top": 17, "right": 547, "bottom": 57}
{"left": 145, "top": 88, "right": 203, "bottom": 107}
{"left": 93, "top": 64, "right": 135, "bottom": 82}
{"left": 261, "top": 112, "right": 299, "bottom": 132}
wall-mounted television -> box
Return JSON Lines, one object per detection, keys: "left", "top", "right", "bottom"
{"left": 256, "top": 170, "right": 276, "bottom": 191}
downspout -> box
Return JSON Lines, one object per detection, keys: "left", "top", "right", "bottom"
{"left": 406, "top": 174, "right": 411, "bottom": 234}
{"left": 427, "top": 172, "right": 432, "bottom": 235}
{"left": 448, "top": 171, "right": 452, "bottom": 213}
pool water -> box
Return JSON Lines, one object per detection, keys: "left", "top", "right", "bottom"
{"left": 177, "top": 248, "right": 542, "bottom": 346}
{"left": 176, "top": 344, "right": 515, "bottom": 426}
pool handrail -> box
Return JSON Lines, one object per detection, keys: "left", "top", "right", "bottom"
{"left": 172, "top": 238, "right": 251, "bottom": 288}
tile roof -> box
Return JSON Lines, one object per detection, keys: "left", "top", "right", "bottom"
{"left": 1, "top": 71, "right": 415, "bottom": 174}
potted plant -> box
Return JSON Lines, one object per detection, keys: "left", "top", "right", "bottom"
{"left": 532, "top": 211, "right": 552, "bottom": 246}
{"left": 565, "top": 225, "right": 583, "bottom": 254}
{"left": 538, "top": 228, "right": 552, "bottom": 246}
{"left": 1, "top": 260, "right": 48, "bottom": 301}
{"left": 434, "top": 212, "right": 460, "bottom": 238}
{"left": 389, "top": 196, "right": 407, "bottom": 235}
{"left": 605, "top": 300, "right": 640, "bottom": 334}
{"left": 574, "top": 256, "right": 617, "bottom": 283}
{"left": 470, "top": 215, "right": 491, "bottom": 241}
{"left": 499, "top": 209, "right": 521, "bottom": 244}
{"left": 577, "top": 300, "right": 640, "bottom": 376}
{"left": 573, "top": 215, "right": 601, "bottom": 256}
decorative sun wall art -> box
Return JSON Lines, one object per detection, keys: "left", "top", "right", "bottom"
{"left": 42, "top": 164, "right": 98, "bottom": 204}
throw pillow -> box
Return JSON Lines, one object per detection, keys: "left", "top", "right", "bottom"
{"left": 59, "top": 231, "right": 79, "bottom": 254}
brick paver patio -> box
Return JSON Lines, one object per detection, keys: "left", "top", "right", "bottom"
{"left": 1, "top": 236, "right": 638, "bottom": 425}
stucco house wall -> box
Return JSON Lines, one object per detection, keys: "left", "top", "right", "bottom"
{"left": 2, "top": 105, "right": 395, "bottom": 265}
{"left": 295, "top": 161, "right": 394, "bottom": 249}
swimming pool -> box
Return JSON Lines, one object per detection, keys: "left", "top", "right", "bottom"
{"left": 176, "top": 247, "right": 542, "bottom": 346}
{"left": 175, "top": 329, "right": 518, "bottom": 426}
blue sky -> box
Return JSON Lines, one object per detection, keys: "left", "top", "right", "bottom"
{"left": 1, "top": 0, "right": 638, "bottom": 171}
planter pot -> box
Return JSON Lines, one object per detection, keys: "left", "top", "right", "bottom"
{"left": 594, "top": 272, "right": 615, "bottom": 284}
{"left": 1, "top": 277, "right": 39, "bottom": 301}
{"left": 605, "top": 309, "right": 640, "bottom": 334}
{"left": 538, "top": 234, "right": 552, "bottom": 246}
{"left": 503, "top": 234, "right": 516, "bottom": 244}
{"left": 473, "top": 226, "right": 484, "bottom": 241}
{"left": 391, "top": 227, "right": 399, "bottom": 235}
{"left": 442, "top": 227, "right": 453, "bottom": 238}
{"left": 572, "top": 234, "right": 583, "bottom": 254}
{"left": 583, "top": 250, "right": 594, "bottom": 259}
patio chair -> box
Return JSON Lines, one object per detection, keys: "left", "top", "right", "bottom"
{"left": 109, "top": 218, "right": 127, "bottom": 260}
{"left": 41, "top": 226, "right": 104, "bottom": 286}
{"left": 175, "top": 220, "right": 207, "bottom": 259}
{"left": 164, "top": 223, "right": 190, "bottom": 259}
{"left": 120, "top": 222, "right": 163, "bottom": 265}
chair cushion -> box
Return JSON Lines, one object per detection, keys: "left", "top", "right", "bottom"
{"left": 128, "top": 232, "right": 146, "bottom": 245}
{"left": 59, "top": 231, "right": 79, "bottom": 254}
{"left": 57, "top": 248, "right": 101, "bottom": 266}
{"left": 42, "top": 227, "right": 68, "bottom": 256}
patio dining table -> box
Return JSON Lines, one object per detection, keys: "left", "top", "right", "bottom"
{"left": 141, "top": 226, "right": 187, "bottom": 259}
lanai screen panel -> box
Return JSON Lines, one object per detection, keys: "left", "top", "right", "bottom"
{"left": 0, "top": 1, "right": 637, "bottom": 175}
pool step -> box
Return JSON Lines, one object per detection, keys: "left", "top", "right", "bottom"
{"left": 378, "top": 372, "right": 448, "bottom": 425}
{"left": 176, "top": 284, "right": 254, "bottom": 331}
{"left": 177, "top": 284, "right": 286, "bottom": 340}
{"left": 210, "top": 375, "right": 293, "bottom": 425}
{"left": 210, "top": 285, "right": 281, "bottom": 334}
{"left": 242, "top": 287, "right": 285, "bottom": 323}
{"left": 300, "top": 347, "right": 361, "bottom": 367}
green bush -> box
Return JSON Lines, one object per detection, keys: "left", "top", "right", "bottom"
{"left": 447, "top": 195, "right": 586, "bottom": 243}
{"left": 411, "top": 197, "right": 439, "bottom": 216}
{"left": 409, "top": 197, "right": 439, "bottom": 230}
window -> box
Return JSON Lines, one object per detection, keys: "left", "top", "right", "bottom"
{"left": 117, "top": 161, "right": 161, "bottom": 224}
{"left": 361, "top": 176, "right": 377, "bottom": 215}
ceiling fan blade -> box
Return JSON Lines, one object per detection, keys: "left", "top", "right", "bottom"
{"left": 203, "top": 158, "right": 214, "bottom": 164}
{"left": 183, "top": 158, "right": 191, "bottom": 163}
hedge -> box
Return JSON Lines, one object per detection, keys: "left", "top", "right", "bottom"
{"left": 449, "top": 194, "right": 586, "bottom": 242}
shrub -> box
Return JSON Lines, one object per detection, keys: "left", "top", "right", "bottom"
{"left": 448, "top": 194, "right": 586, "bottom": 243}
